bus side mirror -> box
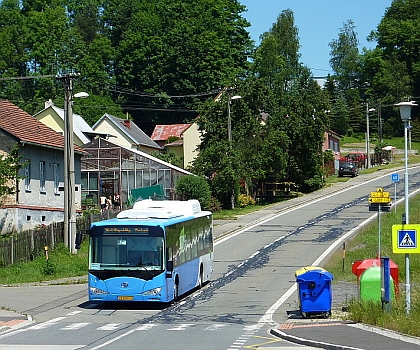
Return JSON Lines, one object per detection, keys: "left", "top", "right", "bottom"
{"left": 75, "top": 232, "right": 83, "bottom": 250}
{"left": 166, "top": 260, "right": 173, "bottom": 272}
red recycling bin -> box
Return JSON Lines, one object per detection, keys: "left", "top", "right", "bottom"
{"left": 352, "top": 258, "right": 399, "bottom": 294}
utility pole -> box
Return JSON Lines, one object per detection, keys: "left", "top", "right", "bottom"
{"left": 366, "top": 103, "right": 371, "bottom": 169}
{"left": 226, "top": 89, "right": 241, "bottom": 210}
{"left": 378, "top": 102, "right": 382, "bottom": 143}
{"left": 366, "top": 103, "right": 375, "bottom": 168}
{"left": 58, "top": 73, "right": 78, "bottom": 254}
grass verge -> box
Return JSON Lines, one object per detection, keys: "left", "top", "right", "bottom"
{"left": 0, "top": 242, "right": 88, "bottom": 285}
{"left": 323, "top": 192, "right": 420, "bottom": 337}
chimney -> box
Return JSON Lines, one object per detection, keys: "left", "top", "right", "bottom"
{"left": 45, "top": 99, "right": 53, "bottom": 108}
{"left": 123, "top": 112, "right": 131, "bottom": 128}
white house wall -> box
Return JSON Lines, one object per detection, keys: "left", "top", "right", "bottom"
{"left": 0, "top": 144, "right": 83, "bottom": 233}
{"left": 182, "top": 123, "right": 201, "bottom": 167}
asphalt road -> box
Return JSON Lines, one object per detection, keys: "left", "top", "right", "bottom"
{"left": 0, "top": 166, "right": 419, "bottom": 349}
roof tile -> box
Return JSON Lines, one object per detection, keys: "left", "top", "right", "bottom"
{"left": 151, "top": 124, "right": 190, "bottom": 141}
{"left": 0, "top": 100, "right": 84, "bottom": 152}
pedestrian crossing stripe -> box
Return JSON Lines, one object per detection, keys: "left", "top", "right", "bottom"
{"left": 392, "top": 224, "right": 420, "bottom": 254}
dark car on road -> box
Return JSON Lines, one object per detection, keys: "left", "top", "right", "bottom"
{"left": 338, "top": 162, "right": 359, "bottom": 177}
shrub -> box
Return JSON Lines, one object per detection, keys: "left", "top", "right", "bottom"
{"left": 42, "top": 259, "right": 56, "bottom": 275}
{"left": 208, "top": 196, "right": 222, "bottom": 212}
{"left": 175, "top": 175, "right": 211, "bottom": 210}
{"left": 238, "top": 194, "right": 256, "bottom": 208}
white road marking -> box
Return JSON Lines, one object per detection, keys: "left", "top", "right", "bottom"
{"left": 204, "top": 324, "right": 226, "bottom": 331}
{"left": 167, "top": 323, "right": 194, "bottom": 331}
{"left": 135, "top": 323, "right": 158, "bottom": 331}
{"left": 66, "top": 311, "right": 82, "bottom": 316}
{"left": 97, "top": 323, "right": 121, "bottom": 331}
{"left": 89, "top": 329, "right": 137, "bottom": 349}
{"left": 28, "top": 317, "right": 66, "bottom": 330}
{"left": 60, "top": 323, "right": 90, "bottom": 330}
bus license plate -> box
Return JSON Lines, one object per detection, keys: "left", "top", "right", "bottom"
{"left": 118, "top": 296, "right": 133, "bottom": 301}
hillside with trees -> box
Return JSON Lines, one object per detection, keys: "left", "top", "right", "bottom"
{"left": 1, "top": 0, "right": 420, "bottom": 207}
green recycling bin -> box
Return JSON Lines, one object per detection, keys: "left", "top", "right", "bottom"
{"left": 359, "top": 266, "right": 395, "bottom": 302}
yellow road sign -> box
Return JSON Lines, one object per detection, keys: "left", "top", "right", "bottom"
{"left": 370, "top": 189, "right": 390, "bottom": 198}
{"left": 368, "top": 197, "right": 391, "bottom": 204}
{"left": 369, "top": 187, "right": 391, "bottom": 204}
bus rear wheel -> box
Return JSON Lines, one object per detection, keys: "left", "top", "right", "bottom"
{"left": 198, "top": 266, "right": 204, "bottom": 289}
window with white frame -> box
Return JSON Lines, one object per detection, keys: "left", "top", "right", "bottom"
{"left": 24, "top": 160, "right": 31, "bottom": 191}
{"left": 40, "top": 161, "right": 46, "bottom": 193}
{"left": 54, "top": 163, "right": 60, "bottom": 194}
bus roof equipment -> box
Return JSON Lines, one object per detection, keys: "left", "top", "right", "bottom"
{"left": 117, "top": 199, "right": 203, "bottom": 220}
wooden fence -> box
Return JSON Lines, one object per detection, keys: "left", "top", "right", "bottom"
{"left": 0, "top": 210, "right": 118, "bottom": 267}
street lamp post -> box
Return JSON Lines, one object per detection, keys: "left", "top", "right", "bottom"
{"left": 366, "top": 103, "right": 375, "bottom": 169}
{"left": 227, "top": 91, "right": 241, "bottom": 209}
{"left": 62, "top": 73, "right": 88, "bottom": 254}
{"left": 395, "top": 100, "right": 417, "bottom": 314}
{"left": 227, "top": 93, "right": 241, "bottom": 144}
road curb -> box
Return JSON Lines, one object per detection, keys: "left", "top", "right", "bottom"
{"left": 0, "top": 315, "right": 33, "bottom": 333}
{"left": 270, "top": 327, "right": 364, "bottom": 350}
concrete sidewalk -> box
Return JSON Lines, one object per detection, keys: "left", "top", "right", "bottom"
{"left": 271, "top": 320, "right": 420, "bottom": 350}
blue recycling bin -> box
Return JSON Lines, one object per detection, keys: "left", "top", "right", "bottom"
{"left": 295, "top": 267, "right": 333, "bottom": 318}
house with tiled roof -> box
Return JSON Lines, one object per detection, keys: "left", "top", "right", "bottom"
{"left": 33, "top": 100, "right": 106, "bottom": 146}
{"left": 151, "top": 123, "right": 202, "bottom": 168}
{"left": 92, "top": 113, "right": 161, "bottom": 153}
{"left": 0, "top": 100, "right": 85, "bottom": 233}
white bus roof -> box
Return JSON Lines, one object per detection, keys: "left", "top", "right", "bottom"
{"left": 117, "top": 199, "right": 205, "bottom": 219}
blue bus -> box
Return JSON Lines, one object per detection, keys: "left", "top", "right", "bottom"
{"left": 86, "top": 199, "right": 213, "bottom": 302}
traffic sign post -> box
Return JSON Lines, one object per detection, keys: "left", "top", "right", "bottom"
{"left": 368, "top": 188, "right": 391, "bottom": 212}
{"left": 391, "top": 174, "right": 399, "bottom": 213}
{"left": 391, "top": 173, "right": 400, "bottom": 182}
{"left": 368, "top": 188, "right": 392, "bottom": 259}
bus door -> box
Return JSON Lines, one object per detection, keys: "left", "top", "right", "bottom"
{"left": 166, "top": 246, "right": 175, "bottom": 299}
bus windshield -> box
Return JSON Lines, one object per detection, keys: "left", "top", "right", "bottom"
{"left": 90, "top": 231, "right": 164, "bottom": 270}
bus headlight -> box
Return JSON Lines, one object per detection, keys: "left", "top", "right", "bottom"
{"left": 141, "top": 287, "right": 162, "bottom": 296}
{"left": 90, "top": 286, "right": 109, "bottom": 295}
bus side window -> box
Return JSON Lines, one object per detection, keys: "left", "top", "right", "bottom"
{"left": 198, "top": 226, "right": 204, "bottom": 252}
{"left": 191, "top": 223, "right": 198, "bottom": 259}
{"left": 204, "top": 226, "right": 211, "bottom": 249}
{"left": 185, "top": 224, "right": 192, "bottom": 262}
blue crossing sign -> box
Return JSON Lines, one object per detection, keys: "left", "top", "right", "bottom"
{"left": 392, "top": 225, "right": 420, "bottom": 253}
{"left": 391, "top": 173, "right": 399, "bottom": 183}
{"left": 398, "top": 230, "right": 416, "bottom": 248}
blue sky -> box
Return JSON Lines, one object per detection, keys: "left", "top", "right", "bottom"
{"left": 240, "top": 0, "right": 393, "bottom": 77}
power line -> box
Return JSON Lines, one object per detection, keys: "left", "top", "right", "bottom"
{"left": 0, "top": 74, "right": 56, "bottom": 81}
{"left": 0, "top": 74, "right": 222, "bottom": 100}
{"left": 104, "top": 84, "right": 222, "bottom": 99}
